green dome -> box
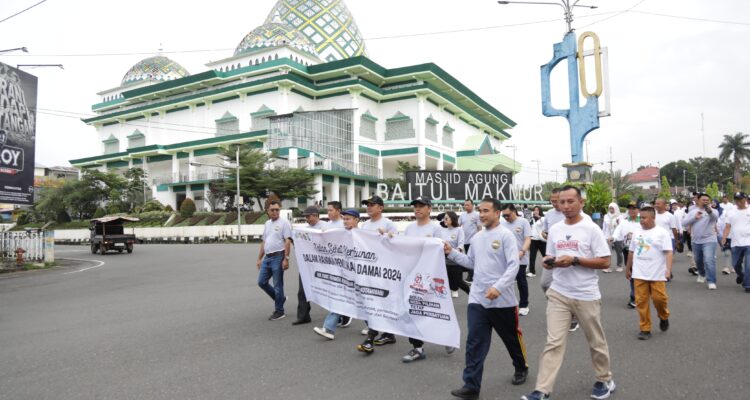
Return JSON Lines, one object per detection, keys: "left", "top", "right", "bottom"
{"left": 121, "top": 56, "right": 190, "bottom": 86}
{"left": 265, "top": 0, "right": 367, "bottom": 62}
{"left": 234, "top": 21, "right": 319, "bottom": 58}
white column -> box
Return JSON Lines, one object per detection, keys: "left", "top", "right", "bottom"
{"left": 350, "top": 89, "right": 362, "bottom": 175}
{"left": 289, "top": 148, "right": 298, "bottom": 168}
{"left": 171, "top": 153, "right": 179, "bottom": 183}
{"left": 314, "top": 174, "right": 323, "bottom": 204}
{"left": 347, "top": 182, "right": 355, "bottom": 208}
{"left": 416, "top": 94, "right": 427, "bottom": 169}
{"left": 377, "top": 156, "right": 383, "bottom": 179}
{"left": 361, "top": 182, "right": 370, "bottom": 202}
{"left": 188, "top": 150, "right": 196, "bottom": 181}
{"left": 331, "top": 176, "right": 340, "bottom": 202}
{"left": 278, "top": 84, "right": 292, "bottom": 114}
{"left": 308, "top": 153, "right": 316, "bottom": 170}
{"left": 437, "top": 155, "right": 444, "bottom": 170}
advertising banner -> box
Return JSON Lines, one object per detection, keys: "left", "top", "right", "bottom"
{"left": 0, "top": 62, "right": 37, "bottom": 205}
{"left": 293, "top": 227, "right": 460, "bottom": 348}
{"left": 402, "top": 170, "right": 544, "bottom": 202}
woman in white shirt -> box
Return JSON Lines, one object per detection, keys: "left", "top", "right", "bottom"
{"left": 528, "top": 206, "right": 546, "bottom": 278}
{"left": 442, "top": 211, "right": 469, "bottom": 298}
{"left": 602, "top": 202, "right": 625, "bottom": 273}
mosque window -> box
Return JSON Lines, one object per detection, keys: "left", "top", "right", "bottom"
{"left": 358, "top": 153, "right": 378, "bottom": 178}
{"left": 385, "top": 112, "right": 415, "bottom": 140}
{"left": 127, "top": 129, "right": 146, "bottom": 149}
{"left": 215, "top": 112, "right": 239, "bottom": 136}
{"left": 251, "top": 105, "right": 276, "bottom": 131}
{"left": 359, "top": 111, "right": 377, "bottom": 140}
{"left": 442, "top": 124, "right": 455, "bottom": 147}
{"left": 102, "top": 135, "right": 120, "bottom": 154}
{"left": 425, "top": 115, "right": 438, "bottom": 142}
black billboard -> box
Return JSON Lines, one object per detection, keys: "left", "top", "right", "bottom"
{"left": 0, "top": 62, "right": 36, "bottom": 205}
{"left": 404, "top": 170, "right": 543, "bottom": 202}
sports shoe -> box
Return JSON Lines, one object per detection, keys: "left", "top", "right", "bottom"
{"left": 445, "top": 346, "right": 456, "bottom": 354}
{"left": 722, "top": 267, "right": 733, "bottom": 275}
{"left": 526, "top": 272, "right": 536, "bottom": 278}
{"left": 627, "top": 301, "right": 636, "bottom": 309}
{"left": 291, "top": 318, "right": 311, "bottom": 326}
{"left": 688, "top": 267, "right": 698, "bottom": 276}
{"left": 373, "top": 334, "right": 396, "bottom": 346}
{"left": 452, "top": 290, "right": 459, "bottom": 298}
{"left": 401, "top": 348, "right": 426, "bottom": 363}
{"left": 615, "top": 266, "right": 624, "bottom": 272}
{"left": 338, "top": 316, "right": 352, "bottom": 328}
{"left": 519, "top": 307, "right": 530, "bottom": 316}
{"left": 637, "top": 331, "right": 651, "bottom": 340}
{"left": 269, "top": 311, "right": 286, "bottom": 321}
{"left": 313, "top": 326, "right": 334, "bottom": 340}
{"left": 512, "top": 369, "right": 528, "bottom": 385}
{"left": 737, "top": 271, "right": 745, "bottom": 285}
{"left": 465, "top": 275, "right": 473, "bottom": 283}
{"left": 569, "top": 320, "right": 580, "bottom": 332}
{"left": 450, "top": 387, "right": 479, "bottom": 400}
{"left": 659, "top": 318, "right": 669, "bottom": 332}
{"left": 745, "top": 288, "right": 750, "bottom": 293}
{"left": 696, "top": 276, "right": 706, "bottom": 283}
{"left": 708, "top": 282, "right": 717, "bottom": 290}
{"left": 602, "top": 268, "right": 612, "bottom": 273}
{"left": 357, "top": 339, "right": 374, "bottom": 353}
{"left": 590, "top": 379, "right": 616, "bottom": 399}
{"left": 360, "top": 328, "right": 369, "bottom": 335}
{"left": 521, "top": 390, "right": 550, "bottom": 400}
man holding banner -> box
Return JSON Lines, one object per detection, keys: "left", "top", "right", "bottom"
{"left": 445, "top": 197, "right": 528, "bottom": 400}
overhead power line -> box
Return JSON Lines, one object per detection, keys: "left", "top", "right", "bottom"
{"left": 0, "top": 0, "right": 49, "bottom": 24}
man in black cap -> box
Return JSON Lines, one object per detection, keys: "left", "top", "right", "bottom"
{"left": 292, "top": 206, "right": 325, "bottom": 325}
{"left": 721, "top": 192, "right": 750, "bottom": 293}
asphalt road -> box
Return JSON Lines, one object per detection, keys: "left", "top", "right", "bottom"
{"left": 0, "top": 244, "right": 747, "bottom": 400}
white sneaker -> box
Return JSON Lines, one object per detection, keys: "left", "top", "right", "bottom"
{"left": 360, "top": 328, "right": 369, "bottom": 335}
{"left": 615, "top": 266, "right": 624, "bottom": 273}
{"left": 722, "top": 267, "right": 733, "bottom": 275}
{"left": 519, "top": 307, "right": 530, "bottom": 316}
{"left": 697, "top": 276, "right": 706, "bottom": 283}
{"left": 451, "top": 290, "right": 459, "bottom": 298}
{"left": 313, "top": 326, "right": 334, "bottom": 340}
{"left": 708, "top": 283, "right": 717, "bottom": 290}
{"left": 526, "top": 272, "right": 536, "bottom": 277}
{"left": 602, "top": 268, "right": 612, "bottom": 273}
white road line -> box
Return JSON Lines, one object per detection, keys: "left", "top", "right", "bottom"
{"left": 62, "top": 259, "right": 106, "bottom": 274}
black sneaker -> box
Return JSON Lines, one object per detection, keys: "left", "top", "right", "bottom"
{"left": 450, "top": 387, "right": 479, "bottom": 399}
{"left": 338, "top": 316, "right": 352, "bottom": 328}
{"left": 659, "top": 318, "right": 669, "bottom": 332}
{"left": 568, "top": 320, "right": 580, "bottom": 332}
{"left": 291, "top": 318, "right": 311, "bottom": 326}
{"left": 638, "top": 331, "right": 652, "bottom": 340}
{"left": 512, "top": 369, "right": 528, "bottom": 385}
{"left": 688, "top": 267, "right": 698, "bottom": 276}
{"left": 745, "top": 288, "right": 750, "bottom": 293}
{"left": 627, "top": 301, "right": 636, "bottom": 309}
{"left": 373, "top": 334, "right": 397, "bottom": 346}
{"left": 737, "top": 271, "right": 744, "bottom": 285}
{"left": 269, "top": 311, "right": 286, "bottom": 321}
{"left": 357, "top": 339, "right": 374, "bottom": 354}
{"left": 521, "top": 391, "right": 550, "bottom": 400}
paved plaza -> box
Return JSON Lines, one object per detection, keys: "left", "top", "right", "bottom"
{"left": 0, "top": 244, "right": 747, "bottom": 399}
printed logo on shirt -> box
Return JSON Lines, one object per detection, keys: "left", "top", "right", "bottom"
{"left": 515, "top": 227, "right": 522, "bottom": 233}
{"left": 555, "top": 235, "right": 580, "bottom": 251}
{"left": 450, "top": 234, "right": 456, "bottom": 240}
{"left": 635, "top": 235, "right": 652, "bottom": 256}
{"left": 274, "top": 226, "right": 280, "bottom": 232}
{"left": 491, "top": 240, "right": 501, "bottom": 250}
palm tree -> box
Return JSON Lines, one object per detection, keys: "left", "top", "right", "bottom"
{"left": 718, "top": 132, "right": 750, "bottom": 188}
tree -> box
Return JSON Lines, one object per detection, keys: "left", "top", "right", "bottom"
{"left": 180, "top": 198, "right": 196, "bottom": 217}
{"left": 718, "top": 132, "right": 750, "bottom": 188}
{"left": 689, "top": 157, "right": 733, "bottom": 191}
{"left": 660, "top": 160, "right": 696, "bottom": 192}
{"left": 706, "top": 182, "right": 720, "bottom": 199}
{"left": 93, "top": 207, "right": 107, "bottom": 218}
{"left": 262, "top": 167, "right": 317, "bottom": 204}
{"left": 124, "top": 168, "right": 148, "bottom": 212}
{"left": 658, "top": 176, "right": 672, "bottom": 199}
{"left": 220, "top": 145, "right": 271, "bottom": 210}
{"left": 582, "top": 181, "right": 612, "bottom": 216}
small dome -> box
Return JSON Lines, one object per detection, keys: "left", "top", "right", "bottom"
{"left": 121, "top": 55, "right": 190, "bottom": 86}
{"left": 234, "top": 21, "right": 319, "bottom": 58}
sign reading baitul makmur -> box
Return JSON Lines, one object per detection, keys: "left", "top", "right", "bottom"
{"left": 0, "top": 62, "right": 37, "bottom": 205}
{"left": 293, "top": 227, "right": 461, "bottom": 348}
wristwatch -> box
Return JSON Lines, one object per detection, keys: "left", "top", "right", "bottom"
{"left": 572, "top": 257, "right": 580, "bottom": 266}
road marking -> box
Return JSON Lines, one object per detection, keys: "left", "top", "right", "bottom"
{"left": 62, "top": 259, "right": 106, "bottom": 274}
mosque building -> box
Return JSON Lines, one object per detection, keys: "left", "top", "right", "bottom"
{"left": 69, "top": 0, "right": 519, "bottom": 211}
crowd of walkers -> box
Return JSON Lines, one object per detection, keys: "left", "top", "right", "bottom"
{"left": 253, "top": 187, "right": 750, "bottom": 400}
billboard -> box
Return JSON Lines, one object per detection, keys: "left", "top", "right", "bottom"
{"left": 0, "top": 62, "right": 36, "bottom": 205}
{"left": 401, "top": 170, "right": 543, "bottom": 202}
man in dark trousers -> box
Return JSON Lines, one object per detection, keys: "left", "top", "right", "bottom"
{"left": 292, "top": 206, "right": 325, "bottom": 325}
{"left": 446, "top": 197, "right": 528, "bottom": 400}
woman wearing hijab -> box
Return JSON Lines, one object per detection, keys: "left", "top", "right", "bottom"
{"left": 440, "top": 211, "right": 470, "bottom": 298}
{"left": 602, "top": 202, "right": 625, "bottom": 273}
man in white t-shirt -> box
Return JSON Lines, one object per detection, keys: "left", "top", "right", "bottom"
{"left": 257, "top": 200, "right": 292, "bottom": 321}
{"left": 522, "top": 186, "right": 614, "bottom": 400}
{"left": 721, "top": 192, "right": 750, "bottom": 293}
{"left": 654, "top": 198, "right": 681, "bottom": 252}
{"left": 625, "top": 206, "right": 673, "bottom": 341}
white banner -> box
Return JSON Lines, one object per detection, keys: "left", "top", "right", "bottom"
{"left": 293, "top": 227, "right": 460, "bottom": 349}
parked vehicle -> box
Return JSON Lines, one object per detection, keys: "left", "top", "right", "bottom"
{"left": 90, "top": 216, "right": 139, "bottom": 255}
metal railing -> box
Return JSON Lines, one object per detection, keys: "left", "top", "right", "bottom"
{"left": 0, "top": 231, "right": 47, "bottom": 262}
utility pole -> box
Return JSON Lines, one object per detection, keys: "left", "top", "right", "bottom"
{"left": 657, "top": 161, "right": 662, "bottom": 192}
{"left": 701, "top": 112, "right": 706, "bottom": 157}
{"left": 606, "top": 147, "right": 615, "bottom": 197}
{"left": 630, "top": 153, "right": 634, "bottom": 174}
{"left": 531, "top": 159, "right": 541, "bottom": 185}
{"left": 505, "top": 145, "right": 517, "bottom": 185}
{"left": 235, "top": 144, "right": 242, "bottom": 241}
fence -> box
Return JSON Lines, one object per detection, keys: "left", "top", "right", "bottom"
{"left": 0, "top": 230, "right": 53, "bottom": 263}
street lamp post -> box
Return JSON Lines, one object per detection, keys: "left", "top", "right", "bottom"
{"left": 497, "top": 1, "right": 597, "bottom": 33}
{"left": 530, "top": 159, "right": 541, "bottom": 185}
{"left": 505, "top": 144, "right": 517, "bottom": 185}
{"left": 190, "top": 144, "right": 242, "bottom": 241}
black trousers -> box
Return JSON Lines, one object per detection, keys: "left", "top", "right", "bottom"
{"left": 683, "top": 231, "right": 692, "bottom": 252}
{"left": 296, "top": 274, "right": 311, "bottom": 322}
{"left": 516, "top": 265, "right": 529, "bottom": 308}
{"left": 528, "top": 240, "right": 546, "bottom": 274}
{"left": 464, "top": 244, "right": 474, "bottom": 280}
{"left": 447, "top": 258, "right": 471, "bottom": 294}
{"left": 463, "top": 304, "right": 528, "bottom": 391}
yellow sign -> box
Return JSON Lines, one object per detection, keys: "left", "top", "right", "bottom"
{"left": 577, "top": 31, "right": 603, "bottom": 98}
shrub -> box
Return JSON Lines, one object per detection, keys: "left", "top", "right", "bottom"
{"left": 188, "top": 215, "right": 206, "bottom": 226}
{"left": 180, "top": 198, "right": 196, "bottom": 218}
{"left": 142, "top": 200, "right": 165, "bottom": 212}
{"left": 164, "top": 205, "right": 174, "bottom": 212}
{"left": 16, "top": 211, "right": 32, "bottom": 225}
{"left": 224, "top": 213, "right": 238, "bottom": 225}
{"left": 107, "top": 204, "right": 121, "bottom": 214}
{"left": 205, "top": 214, "right": 223, "bottom": 225}
{"left": 170, "top": 216, "right": 187, "bottom": 226}
{"left": 93, "top": 207, "right": 107, "bottom": 218}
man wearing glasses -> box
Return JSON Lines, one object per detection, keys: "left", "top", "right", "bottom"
{"left": 257, "top": 201, "right": 292, "bottom": 321}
